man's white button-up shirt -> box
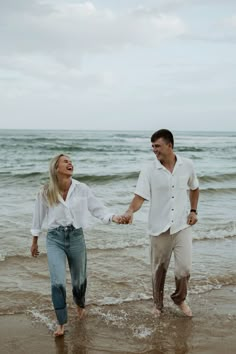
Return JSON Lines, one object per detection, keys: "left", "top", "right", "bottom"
{"left": 135, "top": 155, "right": 199, "bottom": 236}
{"left": 31, "top": 179, "right": 113, "bottom": 236}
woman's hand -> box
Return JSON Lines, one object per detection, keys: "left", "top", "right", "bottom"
{"left": 31, "top": 236, "right": 40, "bottom": 257}
{"left": 112, "top": 215, "right": 130, "bottom": 224}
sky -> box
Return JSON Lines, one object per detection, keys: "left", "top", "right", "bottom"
{"left": 0, "top": 0, "right": 236, "bottom": 131}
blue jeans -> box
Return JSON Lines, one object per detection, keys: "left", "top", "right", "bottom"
{"left": 46, "top": 225, "right": 87, "bottom": 325}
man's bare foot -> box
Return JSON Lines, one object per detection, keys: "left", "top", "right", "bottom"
{"left": 152, "top": 307, "right": 162, "bottom": 317}
{"left": 77, "top": 306, "right": 86, "bottom": 319}
{"left": 178, "top": 302, "right": 192, "bottom": 317}
{"left": 54, "top": 324, "right": 65, "bottom": 337}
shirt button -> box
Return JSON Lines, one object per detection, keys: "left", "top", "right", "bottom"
{"left": 172, "top": 196, "right": 174, "bottom": 198}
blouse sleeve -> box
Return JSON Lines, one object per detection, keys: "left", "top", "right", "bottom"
{"left": 30, "top": 190, "right": 48, "bottom": 236}
{"left": 87, "top": 187, "right": 113, "bottom": 224}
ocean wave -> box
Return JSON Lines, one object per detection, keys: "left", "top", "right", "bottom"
{"left": 200, "top": 187, "right": 236, "bottom": 194}
{"left": 27, "top": 309, "right": 56, "bottom": 332}
{"left": 1, "top": 274, "right": 235, "bottom": 319}
{"left": 190, "top": 273, "right": 236, "bottom": 294}
{"left": 0, "top": 240, "right": 147, "bottom": 263}
{"left": 176, "top": 146, "right": 205, "bottom": 152}
{"left": 1, "top": 231, "right": 235, "bottom": 263}
{"left": 199, "top": 173, "right": 236, "bottom": 184}
{"left": 1, "top": 143, "right": 147, "bottom": 153}
{"left": 4, "top": 171, "right": 139, "bottom": 184}
{"left": 91, "top": 293, "right": 152, "bottom": 306}
{"left": 76, "top": 172, "right": 139, "bottom": 183}
{"left": 88, "top": 239, "right": 149, "bottom": 251}
{"left": 112, "top": 133, "right": 148, "bottom": 139}
{"left": 11, "top": 171, "right": 45, "bottom": 178}
{"left": 4, "top": 170, "right": 236, "bottom": 185}
{"left": 44, "top": 145, "right": 147, "bottom": 153}
{"left": 193, "top": 225, "right": 236, "bottom": 240}
{"left": 195, "top": 234, "right": 236, "bottom": 241}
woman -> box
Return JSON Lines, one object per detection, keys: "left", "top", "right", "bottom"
{"left": 30, "top": 154, "right": 122, "bottom": 336}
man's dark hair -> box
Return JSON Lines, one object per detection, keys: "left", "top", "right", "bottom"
{"left": 151, "top": 129, "right": 174, "bottom": 148}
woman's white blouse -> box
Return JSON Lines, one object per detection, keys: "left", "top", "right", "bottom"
{"left": 31, "top": 179, "right": 113, "bottom": 236}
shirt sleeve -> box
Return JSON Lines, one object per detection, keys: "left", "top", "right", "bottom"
{"left": 135, "top": 167, "right": 151, "bottom": 201}
{"left": 30, "top": 190, "right": 48, "bottom": 236}
{"left": 87, "top": 188, "right": 113, "bottom": 224}
{"left": 188, "top": 160, "right": 199, "bottom": 190}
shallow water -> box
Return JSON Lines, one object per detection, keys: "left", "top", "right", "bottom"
{"left": 0, "top": 129, "right": 236, "bottom": 341}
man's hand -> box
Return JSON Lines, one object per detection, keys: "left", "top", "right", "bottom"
{"left": 115, "top": 195, "right": 144, "bottom": 224}
{"left": 187, "top": 211, "right": 198, "bottom": 225}
{"left": 120, "top": 210, "right": 133, "bottom": 224}
{"left": 112, "top": 212, "right": 133, "bottom": 224}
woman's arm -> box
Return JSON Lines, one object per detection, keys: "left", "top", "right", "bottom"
{"left": 30, "top": 190, "right": 47, "bottom": 256}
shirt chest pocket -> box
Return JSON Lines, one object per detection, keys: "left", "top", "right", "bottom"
{"left": 177, "top": 176, "right": 188, "bottom": 189}
{"left": 151, "top": 173, "right": 169, "bottom": 190}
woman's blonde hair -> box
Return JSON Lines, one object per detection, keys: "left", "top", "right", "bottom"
{"left": 43, "top": 153, "right": 66, "bottom": 206}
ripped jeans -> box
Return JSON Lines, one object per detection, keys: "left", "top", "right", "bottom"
{"left": 46, "top": 225, "right": 87, "bottom": 325}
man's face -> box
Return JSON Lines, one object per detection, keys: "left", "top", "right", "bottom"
{"left": 151, "top": 138, "right": 172, "bottom": 162}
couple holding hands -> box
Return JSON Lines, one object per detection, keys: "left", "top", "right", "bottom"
{"left": 31, "top": 129, "right": 199, "bottom": 336}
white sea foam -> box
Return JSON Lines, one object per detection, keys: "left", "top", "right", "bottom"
{"left": 27, "top": 308, "right": 56, "bottom": 332}
{"left": 96, "top": 293, "right": 152, "bottom": 306}
{"left": 189, "top": 283, "right": 222, "bottom": 295}
{"left": 132, "top": 325, "right": 153, "bottom": 338}
{"left": 90, "top": 307, "right": 128, "bottom": 327}
{"left": 0, "top": 253, "right": 6, "bottom": 261}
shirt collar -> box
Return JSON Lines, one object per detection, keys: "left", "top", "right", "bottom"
{"left": 155, "top": 154, "right": 183, "bottom": 169}
{"left": 58, "top": 178, "right": 79, "bottom": 205}
{"left": 67, "top": 178, "right": 81, "bottom": 197}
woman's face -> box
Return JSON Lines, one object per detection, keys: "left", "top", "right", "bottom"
{"left": 56, "top": 155, "right": 74, "bottom": 177}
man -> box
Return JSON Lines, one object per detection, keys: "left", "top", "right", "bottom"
{"left": 122, "top": 129, "right": 199, "bottom": 317}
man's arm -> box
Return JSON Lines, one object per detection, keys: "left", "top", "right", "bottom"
{"left": 189, "top": 188, "right": 199, "bottom": 211}
{"left": 122, "top": 194, "right": 145, "bottom": 224}
{"left": 188, "top": 188, "right": 199, "bottom": 225}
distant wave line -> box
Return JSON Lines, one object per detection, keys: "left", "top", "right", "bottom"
{"left": 3, "top": 170, "right": 236, "bottom": 184}
{"left": 199, "top": 173, "right": 236, "bottom": 183}
{"left": 3, "top": 171, "right": 139, "bottom": 183}
{"left": 200, "top": 187, "right": 236, "bottom": 194}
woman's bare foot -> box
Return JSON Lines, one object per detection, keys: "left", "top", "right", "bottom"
{"left": 178, "top": 302, "right": 192, "bottom": 317}
{"left": 77, "top": 306, "right": 86, "bottom": 319}
{"left": 54, "top": 324, "right": 65, "bottom": 337}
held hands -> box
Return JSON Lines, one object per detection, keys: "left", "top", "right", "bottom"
{"left": 112, "top": 211, "right": 133, "bottom": 225}
{"left": 187, "top": 211, "right": 198, "bottom": 226}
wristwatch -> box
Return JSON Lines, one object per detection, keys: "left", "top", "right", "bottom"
{"left": 190, "top": 209, "right": 198, "bottom": 214}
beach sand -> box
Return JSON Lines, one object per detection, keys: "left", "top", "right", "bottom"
{"left": 1, "top": 286, "right": 236, "bottom": 354}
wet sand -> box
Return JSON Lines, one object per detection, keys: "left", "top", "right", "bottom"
{"left": 1, "top": 286, "right": 236, "bottom": 354}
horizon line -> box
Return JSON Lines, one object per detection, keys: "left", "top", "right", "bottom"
{"left": 0, "top": 128, "right": 236, "bottom": 133}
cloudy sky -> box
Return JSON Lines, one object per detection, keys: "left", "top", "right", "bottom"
{"left": 1, "top": 0, "right": 236, "bottom": 131}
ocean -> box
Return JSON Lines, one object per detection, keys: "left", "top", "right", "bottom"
{"left": 0, "top": 129, "right": 236, "bottom": 353}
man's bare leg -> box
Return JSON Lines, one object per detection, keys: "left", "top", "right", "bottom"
{"left": 54, "top": 324, "right": 65, "bottom": 337}
{"left": 77, "top": 306, "right": 86, "bottom": 319}
{"left": 178, "top": 302, "right": 192, "bottom": 317}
